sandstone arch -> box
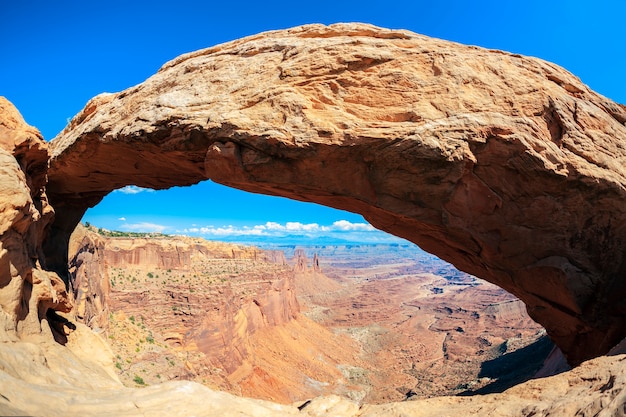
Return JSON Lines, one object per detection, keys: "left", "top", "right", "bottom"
{"left": 44, "top": 23, "right": 626, "bottom": 366}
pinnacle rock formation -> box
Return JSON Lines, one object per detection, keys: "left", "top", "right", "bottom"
{"left": 45, "top": 23, "right": 626, "bottom": 366}
{"left": 293, "top": 249, "right": 321, "bottom": 273}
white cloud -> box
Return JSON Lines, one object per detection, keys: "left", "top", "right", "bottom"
{"left": 121, "top": 222, "right": 168, "bottom": 233}
{"left": 288, "top": 222, "right": 322, "bottom": 232}
{"left": 118, "top": 217, "right": 127, "bottom": 221}
{"left": 209, "top": 225, "right": 266, "bottom": 236}
{"left": 261, "top": 222, "right": 323, "bottom": 233}
{"left": 332, "top": 220, "right": 375, "bottom": 231}
{"left": 178, "top": 220, "right": 398, "bottom": 244}
{"left": 115, "top": 186, "right": 153, "bottom": 195}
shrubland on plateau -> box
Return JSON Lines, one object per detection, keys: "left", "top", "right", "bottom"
{"left": 1, "top": 23, "right": 626, "bottom": 416}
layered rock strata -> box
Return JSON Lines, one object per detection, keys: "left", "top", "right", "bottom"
{"left": 45, "top": 23, "right": 626, "bottom": 365}
{"left": 0, "top": 97, "right": 72, "bottom": 343}
{"left": 67, "top": 227, "right": 315, "bottom": 398}
{"left": 68, "top": 225, "right": 111, "bottom": 329}
{"left": 67, "top": 225, "right": 288, "bottom": 330}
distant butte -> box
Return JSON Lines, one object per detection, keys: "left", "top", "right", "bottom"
{"left": 42, "top": 23, "right": 626, "bottom": 366}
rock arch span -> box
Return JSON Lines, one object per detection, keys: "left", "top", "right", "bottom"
{"left": 44, "top": 23, "right": 626, "bottom": 366}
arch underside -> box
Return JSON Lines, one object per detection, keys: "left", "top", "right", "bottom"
{"left": 44, "top": 23, "right": 626, "bottom": 366}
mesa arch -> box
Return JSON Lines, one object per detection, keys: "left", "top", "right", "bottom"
{"left": 44, "top": 23, "right": 626, "bottom": 366}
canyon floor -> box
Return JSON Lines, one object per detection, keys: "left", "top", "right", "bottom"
{"left": 94, "top": 231, "right": 548, "bottom": 405}
{"left": 289, "top": 245, "right": 550, "bottom": 403}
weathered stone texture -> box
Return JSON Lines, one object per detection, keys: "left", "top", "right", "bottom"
{"left": 45, "top": 24, "right": 626, "bottom": 365}
{"left": 2, "top": 20, "right": 626, "bottom": 417}
{"left": 0, "top": 97, "right": 72, "bottom": 342}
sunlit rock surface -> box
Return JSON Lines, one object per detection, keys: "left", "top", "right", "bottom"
{"left": 46, "top": 23, "right": 626, "bottom": 365}
{"left": 2, "top": 22, "right": 626, "bottom": 417}
{"left": 2, "top": 344, "right": 626, "bottom": 416}
{"left": 0, "top": 97, "right": 72, "bottom": 343}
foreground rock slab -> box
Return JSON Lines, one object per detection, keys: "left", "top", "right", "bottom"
{"left": 46, "top": 23, "right": 626, "bottom": 365}
{"left": 2, "top": 335, "right": 626, "bottom": 416}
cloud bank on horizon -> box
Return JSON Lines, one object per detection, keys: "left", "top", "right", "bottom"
{"left": 113, "top": 218, "right": 405, "bottom": 245}
{"left": 84, "top": 180, "right": 406, "bottom": 245}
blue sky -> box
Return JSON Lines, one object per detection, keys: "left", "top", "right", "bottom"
{"left": 2, "top": 1, "right": 625, "bottom": 244}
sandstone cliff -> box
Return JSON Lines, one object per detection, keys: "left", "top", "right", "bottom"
{"left": 68, "top": 226, "right": 289, "bottom": 327}
{"left": 0, "top": 97, "right": 72, "bottom": 344}
{"left": 45, "top": 23, "right": 626, "bottom": 365}
{"left": 292, "top": 249, "right": 344, "bottom": 299}
{"left": 101, "top": 234, "right": 286, "bottom": 268}
{"left": 2, "top": 347, "right": 626, "bottom": 416}
{"left": 68, "top": 227, "right": 377, "bottom": 403}
{"left": 67, "top": 225, "right": 111, "bottom": 329}
{"left": 70, "top": 228, "right": 294, "bottom": 341}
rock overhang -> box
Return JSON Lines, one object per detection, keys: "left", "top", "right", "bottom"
{"left": 40, "top": 23, "right": 626, "bottom": 366}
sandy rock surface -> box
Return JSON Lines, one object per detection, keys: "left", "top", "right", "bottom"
{"left": 0, "top": 97, "right": 72, "bottom": 341}
{"left": 2, "top": 338, "right": 626, "bottom": 417}
{"left": 47, "top": 23, "right": 626, "bottom": 364}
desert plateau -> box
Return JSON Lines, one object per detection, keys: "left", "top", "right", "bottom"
{"left": 1, "top": 21, "right": 626, "bottom": 417}
{"left": 69, "top": 225, "right": 548, "bottom": 404}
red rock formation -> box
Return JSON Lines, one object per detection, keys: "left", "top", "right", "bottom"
{"left": 42, "top": 23, "right": 626, "bottom": 365}
{"left": 100, "top": 236, "right": 279, "bottom": 269}
{"left": 312, "top": 253, "right": 321, "bottom": 273}
{"left": 293, "top": 249, "right": 308, "bottom": 273}
{"left": 66, "top": 226, "right": 288, "bottom": 334}
{"left": 191, "top": 269, "right": 299, "bottom": 373}
{"left": 2, "top": 24, "right": 626, "bottom": 416}
{"left": 291, "top": 249, "right": 342, "bottom": 300}
{"left": 294, "top": 250, "right": 321, "bottom": 274}
{"left": 0, "top": 97, "right": 72, "bottom": 342}
{"left": 68, "top": 225, "right": 111, "bottom": 329}
{"left": 67, "top": 228, "right": 300, "bottom": 387}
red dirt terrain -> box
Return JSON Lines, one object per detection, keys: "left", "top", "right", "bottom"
{"left": 289, "top": 244, "right": 548, "bottom": 403}
{"left": 70, "top": 227, "right": 367, "bottom": 403}
{"left": 71, "top": 227, "right": 548, "bottom": 404}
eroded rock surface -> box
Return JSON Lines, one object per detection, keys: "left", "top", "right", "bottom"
{"left": 2, "top": 348, "right": 626, "bottom": 417}
{"left": 67, "top": 227, "right": 365, "bottom": 403}
{"left": 0, "top": 97, "right": 72, "bottom": 343}
{"left": 46, "top": 23, "right": 626, "bottom": 365}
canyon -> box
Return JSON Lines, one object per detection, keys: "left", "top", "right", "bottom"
{"left": 69, "top": 225, "right": 365, "bottom": 403}
{"left": 292, "top": 245, "right": 551, "bottom": 401}
{"left": 1, "top": 22, "right": 626, "bottom": 416}
{"left": 68, "top": 226, "right": 547, "bottom": 404}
